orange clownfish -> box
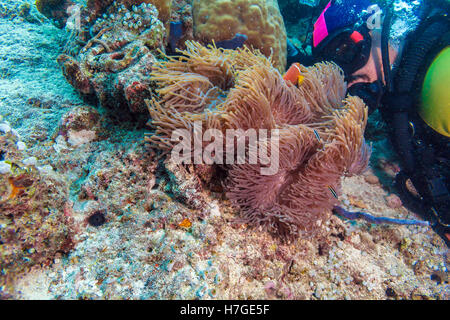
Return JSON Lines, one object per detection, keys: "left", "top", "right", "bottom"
{"left": 283, "top": 63, "right": 305, "bottom": 86}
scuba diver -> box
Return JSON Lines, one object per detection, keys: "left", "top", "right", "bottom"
{"left": 286, "top": 0, "right": 450, "bottom": 246}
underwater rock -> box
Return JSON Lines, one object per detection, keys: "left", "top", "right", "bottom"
{"left": 385, "top": 194, "right": 403, "bottom": 209}
{"left": 2, "top": 0, "right": 449, "bottom": 301}
{"left": 0, "top": 121, "right": 75, "bottom": 293}
{"left": 364, "top": 173, "right": 380, "bottom": 185}
{"left": 168, "top": 0, "right": 194, "bottom": 51}
{"left": 58, "top": 1, "right": 165, "bottom": 114}
{"left": 86, "top": 0, "right": 172, "bottom": 24}
{"left": 0, "top": 2, "right": 41, "bottom": 24}
{"left": 35, "top": 0, "right": 74, "bottom": 28}
{"left": 278, "top": 0, "right": 319, "bottom": 55}
{"left": 58, "top": 0, "right": 288, "bottom": 114}
{"left": 57, "top": 54, "right": 95, "bottom": 97}
{"left": 0, "top": 161, "right": 10, "bottom": 174}
{"left": 55, "top": 106, "right": 106, "bottom": 147}
{"left": 378, "top": 158, "right": 401, "bottom": 178}
{"left": 123, "top": 0, "right": 172, "bottom": 23}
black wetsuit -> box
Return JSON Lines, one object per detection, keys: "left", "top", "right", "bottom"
{"left": 380, "top": 7, "right": 450, "bottom": 246}
{"left": 288, "top": 2, "right": 450, "bottom": 245}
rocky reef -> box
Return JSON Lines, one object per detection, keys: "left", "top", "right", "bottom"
{"left": 0, "top": 117, "right": 74, "bottom": 295}
{"left": 57, "top": 1, "right": 165, "bottom": 114}
{"left": 55, "top": 0, "right": 287, "bottom": 115}
{"left": 278, "top": 0, "right": 328, "bottom": 50}
{"left": 0, "top": 0, "right": 448, "bottom": 301}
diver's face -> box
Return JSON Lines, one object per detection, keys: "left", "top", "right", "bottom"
{"left": 347, "top": 48, "right": 381, "bottom": 87}
{"left": 347, "top": 31, "right": 397, "bottom": 89}
{"left": 347, "top": 31, "right": 382, "bottom": 88}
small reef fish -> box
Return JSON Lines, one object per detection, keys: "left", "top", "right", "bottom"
{"left": 215, "top": 33, "right": 248, "bottom": 50}
{"left": 313, "top": 129, "right": 321, "bottom": 143}
{"left": 328, "top": 186, "right": 338, "bottom": 199}
{"left": 179, "top": 218, "right": 192, "bottom": 229}
{"left": 283, "top": 63, "right": 305, "bottom": 86}
{"left": 168, "top": 21, "right": 183, "bottom": 53}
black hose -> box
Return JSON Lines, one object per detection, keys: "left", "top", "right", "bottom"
{"left": 381, "top": 4, "right": 393, "bottom": 92}
{"left": 392, "top": 112, "right": 416, "bottom": 173}
{"left": 395, "top": 20, "right": 448, "bottom": 93}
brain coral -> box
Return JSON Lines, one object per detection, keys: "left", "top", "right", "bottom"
{"left": 192, "top": 0, "right": 287, "bottom": 72}
{"left": 123, "top": 0, "right": 172, "bottom": 22}
{"left": 146, "top": 42, "right": 371, "bottom": 239}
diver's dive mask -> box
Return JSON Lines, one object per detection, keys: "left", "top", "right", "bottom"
{"left": 311, "top": 0, "right": 393, "bottom": 113}
{"left": 314, "top": 26, "right": 383, "bottom": 113}
{"left": 313, "top": 27, "right": 372, "bottom": 78}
